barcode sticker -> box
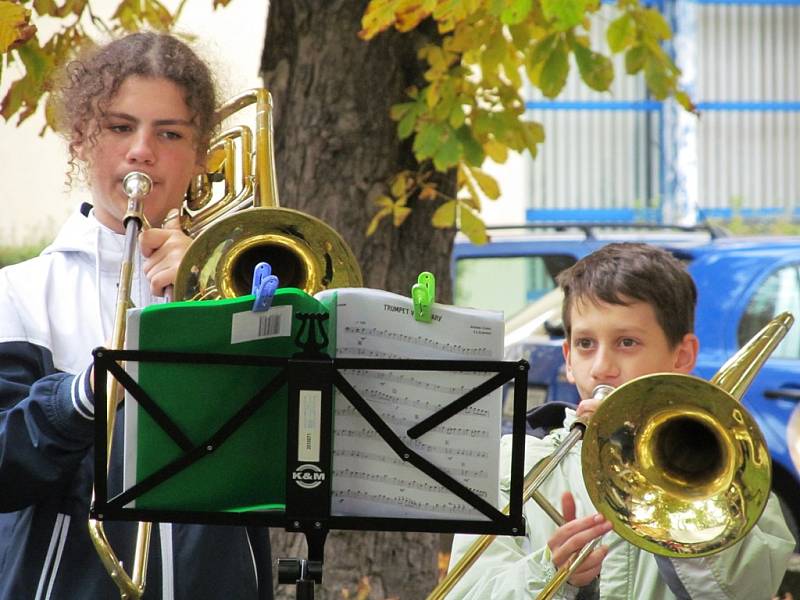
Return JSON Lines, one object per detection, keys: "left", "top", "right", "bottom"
{"left": 298, "top": 390, "right": 321, "bottom": 462}
{"left": 230, "top": 305, "right": 293, "bottom": 344}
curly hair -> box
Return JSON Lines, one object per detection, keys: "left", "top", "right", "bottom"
{"left": 557, "top": 242, "right": 697, "bottom": 347}
{"left": 51, "top": 32, "right": 219, "bottom": 181}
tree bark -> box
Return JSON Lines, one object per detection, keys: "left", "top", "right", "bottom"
{"left": 261, "top": 2, "right": 455, "bottom": 598}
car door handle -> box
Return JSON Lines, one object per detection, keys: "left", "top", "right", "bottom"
{"left": 764, "top": 388, "right": 800, "bottom": 401}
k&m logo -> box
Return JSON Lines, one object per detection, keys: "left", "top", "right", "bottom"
{"left": 292, "top": 463, "right": 326, "bottom": 489}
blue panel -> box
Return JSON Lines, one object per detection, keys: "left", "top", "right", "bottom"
{"left": 525, "top": 208, "right": 664, "bottom": 223}
{"left": 524, "top": 100, "right": 662, "bottom": 111}
{"left": 690, "top": 0, "right": 800, "bottom": 5}
{"left": 698, "top": 207, "right": 800, "bottom": 219}
{"left": 696, "top": 101, "right": 800, "bottom": 111}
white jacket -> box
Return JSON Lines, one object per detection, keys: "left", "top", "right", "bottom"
{"left": 447, "top": 409, "right": 795, "bottom": 600}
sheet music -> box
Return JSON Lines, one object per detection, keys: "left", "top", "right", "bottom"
{"left": 316, "top": 288, "right": 503, "bottom": 521}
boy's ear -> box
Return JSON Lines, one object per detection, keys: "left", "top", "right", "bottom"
{"left": 562, "top": 339, "right": 576, "bottom": 384}
{"left": 673, "top": 333, "right": 699, "bottom": 373}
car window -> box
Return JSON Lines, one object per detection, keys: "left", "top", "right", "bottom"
{"left": 454, "top": 255, "right": 576, "bottom": 320}
{"left": 738, "top": 264, "right": 800, "bottom": 359}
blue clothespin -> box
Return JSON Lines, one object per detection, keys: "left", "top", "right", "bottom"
{"left": 412, "top": 271, "right": 436, "bottom": 323}
{"left": 252, "top": 262, "right": 279, "bottom": 312}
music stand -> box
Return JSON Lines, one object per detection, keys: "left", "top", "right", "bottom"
{"left": 91, "top": 317, "right": 530, "bottom": 599}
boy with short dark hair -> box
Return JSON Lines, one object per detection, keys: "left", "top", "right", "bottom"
{"left": 447, "top": 242, "right": 794, "bottom": 599}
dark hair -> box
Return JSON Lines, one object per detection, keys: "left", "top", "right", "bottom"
{"left": 556, "top": 242, "right": 697, "bottom": 347}
{"left": 52, "top": 32, "right": 218, "bottom": 174}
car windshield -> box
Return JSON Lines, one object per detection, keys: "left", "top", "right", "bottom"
{"left": 454, "top": 254, "right": 576, "bottom": 320}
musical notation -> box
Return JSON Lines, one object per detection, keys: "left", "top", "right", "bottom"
{"left": 332, "top": 448, "right": 486, "bottom": 479}
{"left": 343, "top": 325, "right": 494, "bottom": 358}
{"left": 317, "top": 287, "right": 503, "bottom": 521}
{"left": 333, "top": 488, "right": 484, "bottom": 518}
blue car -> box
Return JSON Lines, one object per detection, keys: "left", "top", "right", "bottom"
{"left": 452, "top": 223, "right": 800, "bottom": 545}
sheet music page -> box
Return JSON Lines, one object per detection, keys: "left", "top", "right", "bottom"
{"left": 316, "top": 288, "right": 503, "bottom": 521}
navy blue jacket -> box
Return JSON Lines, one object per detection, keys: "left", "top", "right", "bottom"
{"left": 0, "top": 206, "right": 272, "bottom": 599}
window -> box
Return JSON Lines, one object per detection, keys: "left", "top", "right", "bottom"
{"left": 738, "top": 264, "right": 800, "bottom": 359}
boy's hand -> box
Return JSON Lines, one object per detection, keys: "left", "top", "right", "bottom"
{"left": 139, "top": 210, "right": 191, "bottom": 297}
{"left": 547, "top": 492, "right": 612, "bottom": 587}
{"left": 576, "top": 395, "right": 603, "bottom": 419}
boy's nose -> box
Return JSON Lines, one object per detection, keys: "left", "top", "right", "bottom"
{"left": 126, "top": 130, "right": 156, "bottom": 164}
{"left": 589, "top": 347, "right": 619, "bottom": 380}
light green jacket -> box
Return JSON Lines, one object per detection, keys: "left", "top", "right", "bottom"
{"left": 447, "top": 410, "right": 795, "bottom": 600}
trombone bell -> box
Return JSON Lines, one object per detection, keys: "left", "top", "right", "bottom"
{"left": 173, "top": 207, "right": 362, "bottom": 300}
{"left": 582, "top": 373, "right": 770, "bottom": 556}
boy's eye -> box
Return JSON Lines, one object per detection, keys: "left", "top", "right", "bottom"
{"left": 108, "top": 124, "right": 131, "bottom": 133}
{"left": 159, "top": 130, "right": 182, "bottom": 140}
{"left": 575, "top": 338, "right": 594, "bottom": 350}
{"left": 619, "top": 338, "right": 638, "bottom": 348}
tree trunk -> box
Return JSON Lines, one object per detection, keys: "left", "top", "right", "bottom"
{"left": 261, "top": 2, "right": 455, "bottom": 598}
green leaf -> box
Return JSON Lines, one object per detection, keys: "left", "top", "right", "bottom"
{"left": 433, "top": 132, "right": 460, "bottom": 170}
{"left": 448, "top": 103, "right": 466, "bottom": 128}
{"left": 539, "top": 39, "right": 569, "bottom": 98}
{"left": 396, "top": 103, "right": 420, "bottom": 139}
{"left": 521, "top": 120, "right": 545, "bottom": 157}
{"left": 500, "top": 0, "right": 532, "bottom": 25}
{"left": 644, "top": 55, "right": 671, "bottom": 99}
{"left": 571, "top": 40, "right": 613, "bottom": 91}
{"left": 625, "top": 45, "right": 646, "bottom": 74}
{"left": 541, "top": 0, "right": 587, "bottom": 31}
{"left": 528, "top": 33, "right": 558, "bottom": 67}
{"left": 413, "top": 121, "right": 446, "bottom": 159}
{"left": 456, "top": 125, "right": 485, "bottom": 166}
{"left": 607, "top": 13, "right": 635, "bottom": 53}
{"left": 17, "top": 40, "right": 50, "bottom": 84}
{"left": 483, "top": 28, "right": 505, "bottom": 71}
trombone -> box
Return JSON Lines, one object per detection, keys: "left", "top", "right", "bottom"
{"left": 88, "top": 171, "right": 153, "bottom": 599}
{"left": 429, "top": 311, "right": 793, "bottom": 600}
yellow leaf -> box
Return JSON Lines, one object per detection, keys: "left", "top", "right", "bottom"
{"left": 359, "top": 0, "right": 400, "bottom": 40}
{"left": 393, "top": 205, "right": 412, "bottom": 227}
{"left": 396, "top": 2, "right": 431, "bottom": 32}
{"left": 390, "top": 174, "right": 409, "bottom": 198}
{"left": 484, "top": 138, "right": 508, "bottom": 163}
{"left": 373, "top": 194, "right": 395, "bottom": 209}
{"left": 0, "top": 2, "right": 34, "bottom": 54}
{"left": 366, "top": 208, "right": 391, "bottom": 236}
{"left": 431, "top": 200, "right": 457, "bottom": 228}
{"left": 461, "top": 189, "right": 481, "bottom": 211}
{"left": 469, "top": 166, "right": 500, "bottom": 199}
{"left": 459, "top": 203, "right": 488, "bottom": 244}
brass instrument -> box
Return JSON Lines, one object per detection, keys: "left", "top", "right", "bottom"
{"left": 90, "top": 89, "right": 363, "bottom": 598}
{"left": 430, "top": 311, "right": 793, "bottom": 600}
{"left": 88, "top": 171, "right": 153, "bottom": 599}
{"left": 173, "top": 88, "right": 362, "bottom": 300}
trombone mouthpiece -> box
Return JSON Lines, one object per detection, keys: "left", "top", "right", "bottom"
{"left": 122, "top": 172, "right": 153, "bottom": 199}
{"left": 592, "top": 384, "right": 615, "bottom": 400}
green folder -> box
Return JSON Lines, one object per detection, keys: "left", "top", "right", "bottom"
{"left": 124, "top": 288, "right": 332, "bottom": 513}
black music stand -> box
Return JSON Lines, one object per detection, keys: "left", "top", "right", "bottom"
{"left": 91, "top": 315, "right": 530, "bottom": 599}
